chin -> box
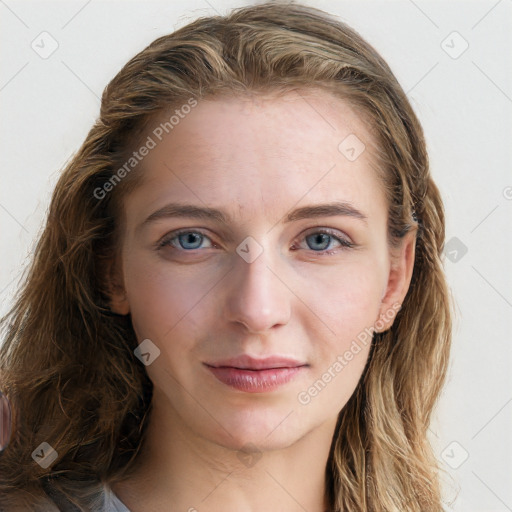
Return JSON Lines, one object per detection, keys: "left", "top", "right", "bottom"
{"left": 200, "top": 403, "right": 311, "bottom": 452}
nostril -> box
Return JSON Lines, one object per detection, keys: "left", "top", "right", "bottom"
{"left": 0, "top": 390, "right": 12, "bottom": 452}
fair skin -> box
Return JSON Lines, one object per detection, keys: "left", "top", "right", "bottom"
{"left": 109, "top": 88, "right": 416, "bottom": 512}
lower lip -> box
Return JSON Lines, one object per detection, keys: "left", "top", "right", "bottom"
{"left": 205, "top": 365, "right": 306, "bottom": 393}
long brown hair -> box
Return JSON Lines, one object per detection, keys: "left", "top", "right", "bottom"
{"left": 0, "top": 2, "right": 452, "bottom": 510}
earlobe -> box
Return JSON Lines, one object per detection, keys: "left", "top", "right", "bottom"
{"left": 110, "top": 288, "right": 130, "bottom": 316}
{"left": 105, "top": 260, "right": 131, "bottom": 315}
{"left": 375, "top": 231, "right": 417, "bottom": 333}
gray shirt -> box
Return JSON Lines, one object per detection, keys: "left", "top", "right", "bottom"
{"left": 104, "top": 486, "right": 131, "bottom": 512}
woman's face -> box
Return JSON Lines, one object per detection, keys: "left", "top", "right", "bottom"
{"left": 110, "top": 89, "right": 414, "bottom": 451}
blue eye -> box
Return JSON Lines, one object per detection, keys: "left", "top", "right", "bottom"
{"left": 304, "top": 231, "right": 343, "bottom": 252}
{"left": 157, "top": 228, "right": 353, "bottom": 255}
{"left": 302, "top": 230, "right": 352, "bottom": 253}
{"left": 158, "top": 230, "right": 213, "bottom": 250}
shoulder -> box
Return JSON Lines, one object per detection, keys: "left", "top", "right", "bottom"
{"left": 104, "top": 484, "right": 132, "bottom": 512}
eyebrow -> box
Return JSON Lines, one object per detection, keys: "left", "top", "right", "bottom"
{"left": 138, "top": 200, "right": 368, "bottom": 232}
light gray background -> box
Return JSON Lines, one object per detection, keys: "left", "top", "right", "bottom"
{"left": 1, "top": 1, "right": 511, "bottom": 510}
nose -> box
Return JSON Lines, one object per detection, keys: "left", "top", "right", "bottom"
{"left": 224, "top": 245, "right": 291, "bottom": 334}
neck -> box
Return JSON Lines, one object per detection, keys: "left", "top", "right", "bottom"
{"left": 112, "top": 389, "right": 336, "bottom": 512}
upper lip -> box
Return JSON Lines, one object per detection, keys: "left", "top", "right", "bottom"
{"left": 204, "top": 355, "right": 307, "bottom": 370}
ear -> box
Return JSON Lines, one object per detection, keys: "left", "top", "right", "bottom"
{"left": 374, "top": 230, "right": 417, "bottom": 333}
{"left": 105, "top": 258, "right": 130, "bottom": 316}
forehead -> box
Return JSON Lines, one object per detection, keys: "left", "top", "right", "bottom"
{"left": 148, "top": 88, "right": 374, "bottom": 163}
{"left": 122, "top": 88, "right": 386, "bottom": 228}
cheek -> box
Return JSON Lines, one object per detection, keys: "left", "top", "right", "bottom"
{"left": 294, "top": 268, "right": 381, "bottom": 414}
{"left": 124, "top": 251, "right": 385, "bottom": 346}
{"left": 122, "top": 251, "right": 213, "bottom": 345}
{"left": 337, "top": 274, "right": 382, "bottom": 338}
{"left": 296, "top": 258, "right": 386, "bottom": 349}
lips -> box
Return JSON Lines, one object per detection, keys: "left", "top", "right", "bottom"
{"left": 206, "top": 354, "right": 306, "bottom": 370}
{"left": 203, "top": 355, "right": 308, "bottom": 393}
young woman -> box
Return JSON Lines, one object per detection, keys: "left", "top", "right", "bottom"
{"left": 0, "top": 2, "right": 452, "bottom": 511}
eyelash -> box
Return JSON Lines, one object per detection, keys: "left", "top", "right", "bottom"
{"left": 157, "top": 227, "right": 354, "bottom": 256}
